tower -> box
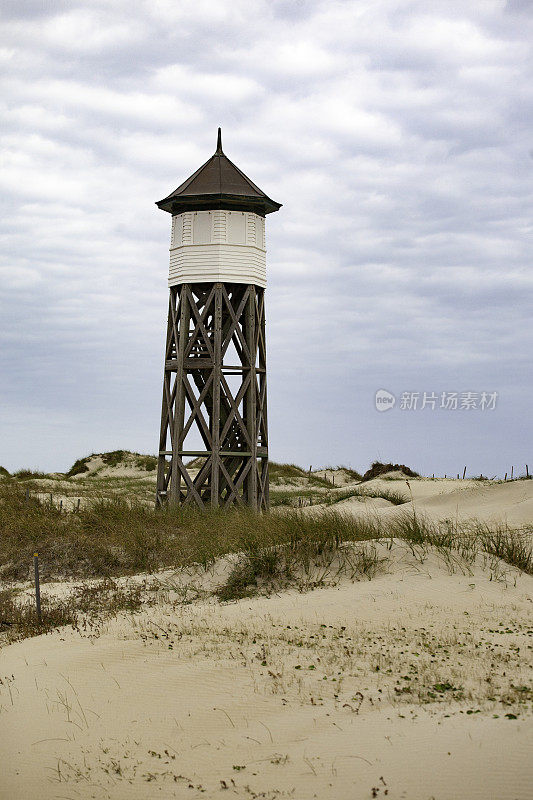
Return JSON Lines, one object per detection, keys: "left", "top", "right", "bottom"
{"left": 155, "top": 130, "right": 281, "bottom": 510}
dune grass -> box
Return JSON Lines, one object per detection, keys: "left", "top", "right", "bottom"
{"left": 11, "top": 469, "right": 51, "bottom": 480}
{"left": 328, "top": 486, "right": 409, "bottom": 506}
{"left": 270, "top": 485, "right": 408, "bottom": 508}
{"left": 1, "top": 478, "right": 532, "bottom": 641}
{"left": 1, "top": 481, "right": 531, "bottom": 581}
{"left": 314, "top": 465, "right": 363, "bottom": 481}
{"left": 269, "top": 462, "right": 331, "bottom": 488}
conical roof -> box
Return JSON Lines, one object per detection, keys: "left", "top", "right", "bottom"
{"left": 156, "top": 129, "right": 281, "bottom": 216}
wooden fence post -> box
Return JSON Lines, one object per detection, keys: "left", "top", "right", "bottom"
{"left": 33, "top": 553, "right": 42, "bottom": 625}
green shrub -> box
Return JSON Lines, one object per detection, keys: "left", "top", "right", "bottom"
{"left": 361, "top": 461, "right": 419, "bottom": 482}
{"left": 135, "top": 455, "right": 157, "bottom": 471}
{"left": 101, "top": 450, "right": 128, "bottom": 467}
{"left": 67, "top": 458, "right": 90, "bottom": 477}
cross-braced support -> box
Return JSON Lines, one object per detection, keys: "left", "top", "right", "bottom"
{"left": 156, "top": 282, "right": 268, "bottom": 510}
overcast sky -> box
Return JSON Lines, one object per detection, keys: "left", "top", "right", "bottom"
{"left": 1, "top": 0, "right": 532, "bottom": 477}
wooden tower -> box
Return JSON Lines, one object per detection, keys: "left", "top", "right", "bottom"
{"left": 155, "top": 130, "right": 281, "bottom": 510}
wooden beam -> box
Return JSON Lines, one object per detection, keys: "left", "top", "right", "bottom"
{"left": 169, "top": 285, "right": 190, "bottom": 506}
{"left": 210, "top": 283, "right": 223, "bottom": 506}
{"left": 244, "top": 285, "right": 258, "bottom": 507}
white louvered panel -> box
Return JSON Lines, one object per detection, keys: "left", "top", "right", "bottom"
{"left": 212, "top": 210, "right": 226, "bottom": 242}
{"left": 246, "top": 213, "right": 256, "bottom": 245}
{"left": 181, "top": 213, "right": 193, "bottom": 244}
{"left": 171, "top": 215, "right": 184, "bottom": 247}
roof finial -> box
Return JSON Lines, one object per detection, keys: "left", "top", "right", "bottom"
{"left": 216, "top": 127, "right": 223, "bottom": 154}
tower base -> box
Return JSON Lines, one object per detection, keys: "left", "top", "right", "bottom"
{"left": 156, "top": 282, "right": 268, "bottom": 510}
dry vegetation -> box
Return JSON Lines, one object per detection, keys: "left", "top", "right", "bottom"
{"left": 0, "top": 580, "right": 144, "bottom": 643}
{"left": 1, "top": 473, "right": 532, "bottom": 646}
{"left": 2, "top": 477, "right": 531, "bottom": 582}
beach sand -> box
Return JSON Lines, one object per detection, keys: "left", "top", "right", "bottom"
{"left": 1, "top": 476, "right": 532, "bottom": 799}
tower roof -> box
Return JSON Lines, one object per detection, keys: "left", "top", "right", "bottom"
{"left": 156, "top": 129, "right": 281, "bottom": 216}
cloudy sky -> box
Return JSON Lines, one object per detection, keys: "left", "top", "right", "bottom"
{"left": 1, "top": 0, "right": 532, "bottom": 477}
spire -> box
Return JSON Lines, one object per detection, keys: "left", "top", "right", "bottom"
{"left": 216, "top": 127, "right": 223, "bottom": 154}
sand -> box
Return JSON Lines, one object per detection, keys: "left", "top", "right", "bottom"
{"left": 1, "top": 535, "right": 532, "bottom": 800}
{"left": 333, "top": 477, "right": 533, "bottom": 528}
{"left": 311, "top": 468, "right": 358, "bottom": 486}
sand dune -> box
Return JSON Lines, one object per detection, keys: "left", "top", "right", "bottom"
{"left": 334, "top": 477, "right": 533, "bottom": 527}
{"left": 1, "top": 539, "right": 532, "bottom": 800}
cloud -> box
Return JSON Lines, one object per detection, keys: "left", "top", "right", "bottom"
{"left": 0, "top": 0, "right": 531, "bottom": 475}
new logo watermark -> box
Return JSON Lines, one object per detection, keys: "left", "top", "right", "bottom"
{"left": 375, "top": 390, "right": 498, "bottom": 412}
{"left": 375, "top": 389, "right": 396, "bottom": 412}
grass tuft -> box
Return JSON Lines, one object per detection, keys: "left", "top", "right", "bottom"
{"left": 329, "top": 487, "right": 408, "bottom": 506}
{"left": 475, "top": 524, "right": 533, "bottom": 574}
{"left": 12, "top": 469, "right": 50, "bottom": 480}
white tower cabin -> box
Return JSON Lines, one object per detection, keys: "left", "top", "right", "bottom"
{"left": 155, "top": 129, "right": 281, "bottom": 509}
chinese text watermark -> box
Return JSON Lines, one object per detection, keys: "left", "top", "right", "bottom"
{"left": 375, "top": 389, "right": 498, "bottom": 412}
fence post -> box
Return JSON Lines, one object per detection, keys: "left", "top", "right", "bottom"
{"left": 33, "top": 553, "right": 42, "bottom": 625}
{"left": 25, "top": 488, "right": 30, "bottom": 504}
